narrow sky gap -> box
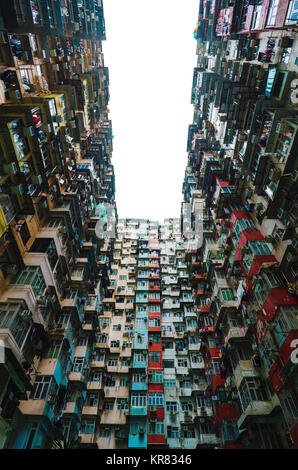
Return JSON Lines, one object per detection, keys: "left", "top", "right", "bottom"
{"left": 103, "top": 0, "right": 199, "bottom": 222}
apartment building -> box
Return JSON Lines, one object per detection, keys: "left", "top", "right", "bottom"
{"left": 0, "top": 0, "right": 117, "bottom": 449}
{"left": 180, "top": 0, "right": 298, "bottom": 449}
{"left": 0, "top": 0, "right": 297, "bottom": 451}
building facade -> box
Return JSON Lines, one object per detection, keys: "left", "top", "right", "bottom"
{"left": 0, "top": 0, "right": 297, "bottom": 450}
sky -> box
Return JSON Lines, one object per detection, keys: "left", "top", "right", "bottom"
{"left": 103, "top": 0, "right": 199, "bottom": 222}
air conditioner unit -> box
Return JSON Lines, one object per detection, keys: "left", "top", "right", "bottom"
{"left": 10, "top": 184, "right": 24, "bottom": 195}
{"left": 27, "top": 184, "right": 36, "bottom": 195}
{"left": 31, "top": 174, "right": 42, "bottom": 185}
{"left": 2, "top": 162, "right": 17, "bottom": 175}
{"left": 24, "top": 126, "right": 35, "bottom": 137}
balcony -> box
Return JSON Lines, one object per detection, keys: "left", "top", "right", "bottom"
{"left": 237, "top": 397, "right": 278, "bottom": 430}
{"left": 234, "top": 360, "right": 260, "bottom": 388}
{"left": 224, "top": 326, "right": 247, "bottom": 344}
{"left": 197, "top": 434, "right": 219, "bottom": 446}
{"left": 130, "top": 406, "right": 147, "bottom": 416}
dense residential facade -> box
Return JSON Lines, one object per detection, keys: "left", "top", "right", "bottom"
{"left": 181, "top": 0, "right": 298, "bottom": 449}
{"left": 0, "top": 0, "right": 116, "bottom": 449}
{"left": 0, "top": 0, "right": 297, "bottom": 450}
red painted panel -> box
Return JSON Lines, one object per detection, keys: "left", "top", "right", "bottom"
{"left": 280, "top": 329, "right": 298, "bottom": 364}
{"left": 147, "top": 435, "right": 166, "bottom": 445}
{"left": 234, "top": 229, "right": 263, "bottom": 262}
{"left": 290, "top": 422, "right": 298, "bottom": 449}
{"left": 148, "top": 343, "right": 162, "bottom": 352}
{"left": 248, "top": 254, "right": 277, "bottom": 277}
{"left": 148, "top": 361, "right": 163, "bottom": 369}
{"left": 148, "top": 313, "right": 161, "bottom": 319}
{"left": 209, "top": 348, "right": 221, "bottom": 359}
{"left": 148, "top": 384, "right": 164, "bottom": 394}
{"left": 148, "top": 326, "right": 161, "bottom": 333}
{"left": 269, "top": 359, "right": 287, "bottom": 393}
{"left": 230, "top": 210, "right": 251, "bottom": 229}
{"left": 215, "top": 403, "right": 237, "bottom": 425}
{"left": 224, "top": 444, "right": 244, "bottom": 449}
{"left": 260, "top": 288, "right": 298, "bottom": 321}
{"left": 211, "top": 374, "right": 226, "bottom": 395}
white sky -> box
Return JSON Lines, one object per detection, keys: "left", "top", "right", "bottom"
{"left": 103, "top": 0, "right": 199, "bottom": 222}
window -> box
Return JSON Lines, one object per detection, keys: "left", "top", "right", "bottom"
{"left": 285, "top": 0, "right": 298, "bottom": 25}
{"left": 164, "top": 379, "right": 176, "bottom": 388}
{"left": 90, "top": 372, "right": 101, "bottom": 382}
{"left": 148, "top": 393, "right": 164, "bottom": 406}
{"left": 149, "top": 333, "right": 161, "bottom": 343}
{"left": 196, "top": 395, "right": 206, "bottom": 408}
{"left": 149, "top": 318, "right": 160, "bottom": 327}
{"left": 149, "top": 351, "right": 161, "bottom": 363}
{"left": 168, "top": 426, "right": 179, "bottom": 438}
{"left": 77, "top": 337, "right": 88, "bottom": 347}
{"left": 255, "top": 423, "right": 283, "bottom": 448}
{"left": 80, "top": 420, "right": 96, "bottom": 434}
{"left": 131, "top": 393, "right": 146, "bottom": 407}
{"left": 219, "top": 288, "right": 234, "bottom": 301}
{"left": 149, "top": 371, "right": 163, "bottom": 383}
{"left": 133, "top": 373, "right": 146, "bottom": 383}
{"left": 134, "top": 352, "right": 147, "bottom": 363}
{"left": 45, "top": 341, "right": 61, "bottom": 359}
{"left": 86, "top": 393, "right": 99, "bottom": 407}
{"left": 182, "top": 425, "right": 195, "bottom": 438}
{"left": 71, "top": 357, "right": 84, "bottom": 373}
{"left": 181, "top": 401, "right": 193, "bottom": 411}
{"left": 12, "top": 266, "right": 46, "bottom": 298}
{"left": 177, "top": 359, "right": 188, "bottom": 368}
{"left": 103, "top": 399, "right": 114, "bottom": 410}
{"left": 148, "top": 419, "right": 164, "bottom": 435}
{"left": 163, "top": 359, "right": 175, "bottom": 369}
{"left": 239, "top": 378, "right": 268, "bottom": 411}
{"left": 166, "top": 401, "right": 178, "bottom": 412}
{"left": 121, "top": 358, "right": 131, "bottom": 366}
{"left": 274, "top": 305, "right": 298, "bottom": 347}
{"left": 99, "top": 427, "right": 110, "bottom": 438}
{"left": 108, "top": 359, "right": 118, "bottom": 367}
{"left": 197, "top": 421, "right": 213, "bottom": 435}
{"left": 0, "top": 303, "right": 31, "bottom": 349}
{"left": 117, "top": 398, "right": 128, "bottom": 410}
{"left": 266, "top": 0, "right": 279, "bottom": 26}
{"left": 120, "top": 377, "right": 129, "bottom": 387}
{"left": 279, "top": 389, "right": 298, "bottom": 427}
{"left": 251, "top": 5, "right": 262, "bottom": 29}
{"left": 149, "top": 304, "right": 160, "bottom": 312}
{"left": 32, "top": 376, "right": 52, "bottom": 399}
{"left": 250, "top": 241, "right": 272, "bottom": 255}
